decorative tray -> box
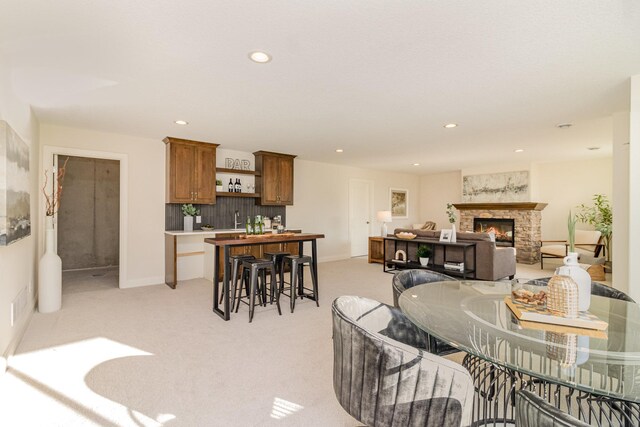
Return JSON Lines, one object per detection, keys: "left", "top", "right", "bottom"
{"left": 395, "top": 232, "right": 417, "bottom": 240}
{"left": 242, "top": 232, "right": 295, "bottom": 239}
{"left": 505, "top": 297, "right": 608, "bottom": 331}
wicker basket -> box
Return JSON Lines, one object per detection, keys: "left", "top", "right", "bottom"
{"left": 547, "top": 275, "right": 578, "bottom": 319}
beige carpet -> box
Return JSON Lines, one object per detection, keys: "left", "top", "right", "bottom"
{"left": 0, "top": 259, "right": 577, "bottom": 426}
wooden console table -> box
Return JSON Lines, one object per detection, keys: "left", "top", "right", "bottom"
{"left": 368, "top": 236, "right": 384, "bottom": 264}
{"left": 383, "top": 236, "right": 477, "bottom": 279}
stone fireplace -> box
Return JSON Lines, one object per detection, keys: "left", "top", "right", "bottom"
{"left": 454, "top": 202, "right": 547, "bottom": 264}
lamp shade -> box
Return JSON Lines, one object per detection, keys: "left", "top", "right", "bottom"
{"left": 377, "top": 210, "right": 392, "bottom": 223}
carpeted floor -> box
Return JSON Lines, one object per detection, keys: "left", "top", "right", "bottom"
{"left": 0, "top": 258, "right": 591, "bottom": 426}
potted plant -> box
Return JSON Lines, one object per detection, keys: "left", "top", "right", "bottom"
{"left": 215, "top": 179, "right": 223, "bottom": 192}
{"left": 181, "top": 203, "right": 199, "bottom": 232}
{"left": 417, "top": 245, "right": 432, "bottom": 266}
{"left": 576, "top": 194, "right": 612, "bottom": 265}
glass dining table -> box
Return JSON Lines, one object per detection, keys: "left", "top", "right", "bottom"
{"left": 399, "top": 280, "right": 640, "bottom": 426}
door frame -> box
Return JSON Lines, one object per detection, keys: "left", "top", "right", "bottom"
{"left": 348, "top": 178, "right": 374, "bottom": 257}
{"left": 41, "top": 146, "right": 128, "bottom": 288}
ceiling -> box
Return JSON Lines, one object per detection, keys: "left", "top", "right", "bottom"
{"left": 2, "top": 1, "right": 639, "bottom": 173}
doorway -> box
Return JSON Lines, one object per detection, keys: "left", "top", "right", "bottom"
{"left": 57, "top": 155, "right": 120, "bottom": 292}
{"left": 349, "top": 179, "right": 373, "bottom": 257}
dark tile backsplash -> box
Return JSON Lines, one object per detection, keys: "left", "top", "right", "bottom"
{"left": 166, "top": 197, "right": 286, "bottom": 231}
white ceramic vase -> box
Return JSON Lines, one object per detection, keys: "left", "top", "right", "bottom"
{"left": 38, "top": 216, "right": 62, "bottom": 313}
{"left": 556, "top": 251, "right": 591, "bottom": 312}
{"left": 184, "top": 216, "right": 194, "bottom": 232}
{"left": 419, "top": 257, "right": 429, "bottom": 266}
{"left": 450, "top": 223, "right": 457, "bottom": 243}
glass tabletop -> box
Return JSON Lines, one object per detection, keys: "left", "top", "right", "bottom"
{"left": 399, "top": 280, "right": 640, "bottom": 403}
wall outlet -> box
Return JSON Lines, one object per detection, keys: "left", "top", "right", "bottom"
{"left": 196, "top": 216, "right": 202, "bottom": 224}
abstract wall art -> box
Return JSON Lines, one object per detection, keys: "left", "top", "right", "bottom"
{"left": 462, "top": 170, "right": 529, "bottom": 203}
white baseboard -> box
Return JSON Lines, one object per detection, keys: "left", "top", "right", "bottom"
{"left": 124, "top": 276, "right": 165, "bottom": 288}
{"left": 2, "top": 299, "right": 36, "bottom": 376}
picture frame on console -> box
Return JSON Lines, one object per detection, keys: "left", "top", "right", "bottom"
{"left": 439, "top": 229, "right": 452, "bottom": 242}
{"left": 390, "top": 188, "right": 408, "bottom": 219}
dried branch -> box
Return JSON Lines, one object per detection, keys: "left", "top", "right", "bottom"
{"left": 42, "top": 157, "right": 70, "bottom": 216}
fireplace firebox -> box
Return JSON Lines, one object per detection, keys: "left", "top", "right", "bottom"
{"left": 474, "top": 218, "right": 515, "bottom": 247}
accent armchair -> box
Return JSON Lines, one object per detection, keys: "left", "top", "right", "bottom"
{"left": 540, "top": 230, "right": 604, "bottom": 269}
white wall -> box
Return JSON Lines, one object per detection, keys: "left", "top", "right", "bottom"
{"left": 532, "top": 157, "right": 613, "bottom": 240}
{"left": 41, "top": 125, "right": 165, "bottom": 287}
{"left": 419, "top": 171, "right": 461, "bottom": 229}
{"left": 628, "top": 75, "right": 640, "bottom": 300}
{"left": 287, "top": 159, "right": 420, "bottom": 262}
{"left": 0, "top": 67, "right": 40, "bottom": 371}
{"left": 613, "top": 111, "right": 630, "bottom": 295}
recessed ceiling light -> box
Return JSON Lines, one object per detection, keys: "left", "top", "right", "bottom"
{"left": 413, "top": 163, "right": 420, "bottom": 166}
{"left": 249, "top": 51, "right": 272, "bottom": 63}
{"left": 174, "top": 120, "right": 188, "bottom": 125}
{"left": 444, "top": 123, "right": 458, "bottom": 129}
{"left": 587, "top": 146, "right": 600, "bottom": 151}
{"left": 556, "top": 123, "right": 573, "bottom": 129}
{"left": 335, "top": 149, "right": 344, "bottom": 153}
{"left": 514, "top": 149, "right": 524, "bottom": 153}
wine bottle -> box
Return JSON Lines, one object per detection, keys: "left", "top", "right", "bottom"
{"left": 228, "top": 179, "right": 234, "bottom": 192}
{"left": 235, "top": 178, "right": 242, "bottom": 193}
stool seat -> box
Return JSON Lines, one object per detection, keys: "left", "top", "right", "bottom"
{"left": 264, "top": 251, "right": 291, "bottom": 256}
{"left": 283, "top": 255, "right": 319, "bottom": 313}
{"left": 237, "top": 258, "right": 282, "bottom": 322}
{"left": 219, "top": 254, "right": 256, "bottom": 308}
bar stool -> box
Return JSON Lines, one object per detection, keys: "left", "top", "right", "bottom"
{"left": 219, "top": 254, "right": 255, "bottom": 307}
{"left": 236, "top": 258, "right": 282, "bottom": 322}
{"left": 263, "top": 251, "right": 290, "bottom": 294}
{"left": 283, "top": 255, "right": 319, "bottom": 313}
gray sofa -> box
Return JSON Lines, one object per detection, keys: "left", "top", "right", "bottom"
{"left": 387, "top": 228, "right": 516, "bottom": 281}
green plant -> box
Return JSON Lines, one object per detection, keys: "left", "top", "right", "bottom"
{"left": 215, "top": 179, "right": 222, "bottom": 186}
{"left": 567, "top": 210, "right": 577, "bottom": 253}
{"left": 576, "top": 194, "right": 612, "bottom": 261}
{"left": 446, "top": 203, "right": 457, "bottom": 224}
{"left": 181, "top": 203, "right": 199, "bottom": 217}
{"left": 417, "top": 245, "right": 432, "bottom": 258}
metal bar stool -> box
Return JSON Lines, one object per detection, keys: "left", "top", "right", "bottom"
{"left": 236, "top": 258, "right": 282, "bottom": 322}
{"left": 284, "top": 255, "right": 319, "bottom": 313}
{"left": 219, "top": 254, "right": 255, "bottom": 308}
{"left": 263, "top": 251, "right": 290, "bottom": 294}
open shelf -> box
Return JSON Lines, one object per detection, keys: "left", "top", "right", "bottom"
{"left": 216, "top": 192, "right": 260, "bottom": 198}
{"left": 217, "top": 167, "right": 260, "bottom": 176}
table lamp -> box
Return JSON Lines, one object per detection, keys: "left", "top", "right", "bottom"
{"left": 377, "top": 210, "right": 392, "bottom": 236}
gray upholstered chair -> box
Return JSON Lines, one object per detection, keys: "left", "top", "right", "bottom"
{"left": 392, "top": 269, "right": 459, "bottom": 355}
{"left": 515, "top": 390, "right": 589, "bottom": 427}
{"left": 332, "top": 295, "right": 474, "bottom": 427}
{"left": 525, "top": 277, "right": 635, "bottom": 303}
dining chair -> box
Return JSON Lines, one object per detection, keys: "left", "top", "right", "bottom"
{"left": 515, "top": 390, "right": 589, "bottom": 427}
{"left": 332, "top": 295, "right": 474, "bottom": 427}
{"left": 392, "top": 269, "right": 460, "bottom": 355}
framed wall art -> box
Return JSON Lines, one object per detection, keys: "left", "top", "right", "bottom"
{"left": 0, "top": 121, "right": 31, "bottom": 246}
{"left": 390, "top": 188, "right": 408, "bottom": 219}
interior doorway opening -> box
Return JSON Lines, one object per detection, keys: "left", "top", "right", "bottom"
{"left": 57, "top": 155, "right": 120, "bottom": 293}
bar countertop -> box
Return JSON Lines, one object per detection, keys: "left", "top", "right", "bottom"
{"left": 205, "top": 233, "right": 324, "bottom": 246}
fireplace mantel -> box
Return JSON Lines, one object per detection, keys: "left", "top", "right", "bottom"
{"left": 453, "top": 202, "right": 547, "bottom": 211}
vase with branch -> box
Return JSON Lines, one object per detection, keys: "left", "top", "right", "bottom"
{"left": 446, "top": 203, "right": 457, "bottom": 243}
{"left": 39, "top": 157, "right": 69, "bottom": 313}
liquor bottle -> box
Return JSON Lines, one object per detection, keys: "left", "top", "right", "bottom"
{"left": 235, "top": 178, "right": 242, "bottom": 193}
{"left": 228, "top": 179, "right": 234, "bottom": 192}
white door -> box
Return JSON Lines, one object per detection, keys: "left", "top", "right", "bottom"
{"left": 349, "top": 179, "right": 373, "bottom": 257}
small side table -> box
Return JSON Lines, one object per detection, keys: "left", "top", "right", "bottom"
{"left": 368, "top": 237, "right": 384, "bottom": 264}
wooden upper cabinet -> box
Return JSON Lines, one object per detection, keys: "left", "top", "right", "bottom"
{"left": 254, "top": 151, "right": 296, "bottom": 206}
{"left": 164, "top": 137, "right": 219, "bottom": 204}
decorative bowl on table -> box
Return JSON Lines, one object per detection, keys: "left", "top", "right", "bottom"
{"left": 200, "top": 225, "right": 215, "bottom": 231}
{"left": 395, "top": 232, "right": 417, "bottom": 240}
{"left": 511, "top": 283, "right": 547, "bottom": 308}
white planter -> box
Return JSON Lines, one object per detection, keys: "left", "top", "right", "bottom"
{"left": 184, "top": 216, "right": 194, "bottom": 232}
{"left": 419, "top": 257, "right": 429, "bottom": 266}
{"left": 450, "top": 223, "right": 457, "bottom": 243}
{"left": 216, "top": 185, "right": 223, "bottom": 192}
{"left": 39, "top": 216, "right": 62, "bottom": 313}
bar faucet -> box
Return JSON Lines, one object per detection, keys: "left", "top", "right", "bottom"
{"left": 234, "top": 210, "right": 240, "bottom": 229}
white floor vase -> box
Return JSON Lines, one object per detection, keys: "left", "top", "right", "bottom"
{"left": 38, "top": 217, "right": 62, "bottom": 313}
